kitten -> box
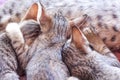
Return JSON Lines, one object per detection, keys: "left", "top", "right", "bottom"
{"left": 62, "top": 25, "right": 120, "bottom": 80}
{"left": 0, "top": 3, "right": 41, "bottom": 79}
{"left": 2, "top": 0, "right": 120, "bottom": 51}
{"left": 0, "top": 25, "right": 19, "bottom": 80}
{"left": 6, "top": 2, "right": 73, "bottom": 80}
{"left": 25, "top": 3, "right": 71, "bottom": 80}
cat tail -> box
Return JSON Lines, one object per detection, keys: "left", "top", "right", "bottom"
{"left": 67, "top": 76, "right": 80, "bottom": 80}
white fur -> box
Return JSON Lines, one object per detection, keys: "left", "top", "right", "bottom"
{"left": 6, "top": 23, "right": 24, "bottom": 44}
{"left": 37, "top": 2, "right": 42, "bottom": 23}
{"left": 67, "top": 77, "right": 79, "bottom": 80}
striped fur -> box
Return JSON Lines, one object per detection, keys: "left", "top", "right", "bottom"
{"left": 5, "top": 2, "right": 42, "bottom": 77}
{"left": 62, "top": 26, "right": 120, "bottom": 80}
{"left": 26, "top": 11, "right": 70, "bottom": 80}
{"left": 1, "top": 0, "right": 120, "bottom": 51}
{"left": 0, "top": 33, "right": 19, "bottom": 80}
{"left": 6, "top": 3, "right": 71, "bottom": 79}
{"left": 5, "top": 20, "right": 41, "bottom": 76}
{"left": 83, "top": 27, "right": 120, "bottom": 67}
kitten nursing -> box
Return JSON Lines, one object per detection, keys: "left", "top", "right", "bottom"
{"left": 1, "top": 1, "right": 120, "bottom": 80}
{"left": 62, "top": 25, "right": 120, "bottom": 80}
{"left": 5, "top": 2, "right": 77, "bottom": 80}
{"left": 1, "top": 0, "right": 120, "bottom": 52}
{"left": 0, "top": 3, "right": 41, "bottom": 80}
{"left": 0, "top": 31, "right": 19, "bottom": 80}
{"left": 0, "top": 12, "right": 41, "bottom": 80}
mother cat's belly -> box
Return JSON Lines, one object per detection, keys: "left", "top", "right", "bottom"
{"left": 1, "top": 0, "right": 120, "bottom": 53}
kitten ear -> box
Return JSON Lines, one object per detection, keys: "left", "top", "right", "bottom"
{"left": 71, "top": 25, "right": 84, "bottom": 49}
{"left": 22, "top": 2, "right": 52, "bottom": 32}
{"left": 21, "top": 2, "right": 42, "bottom": 22}
{"left": 70, "top": 14, "right": 89, "bottom": 30}
{"left": 39, "top": 3, "right": 52, "bottom": 32}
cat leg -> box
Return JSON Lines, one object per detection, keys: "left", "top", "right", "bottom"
{"left": 6, "top": 23, "right": 28, "bottom": 69}
{"left": 83, "top": 27, "right": 120, "bottom": 67}
{"left": 83, "top": 27, "right": 117, "bottom": 57}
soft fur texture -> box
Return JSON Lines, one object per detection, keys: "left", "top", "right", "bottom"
{"left": 83, "top": 27, "right": 120, "bottom": 67}
{"left": 6, "top": 2, "right": 72, "bottom": 80}
{"left": 62, "top": 26, "right": 120, "bottom": 80}
{"left": 1, "top": 0, "right": 120, "bottom": 51}
{"left": 0, "top": 33, "right": 19, "bottom": 80}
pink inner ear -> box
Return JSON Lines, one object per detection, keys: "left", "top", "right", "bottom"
{"left": 21, "top": 2, "right": 43, "bottom": 22}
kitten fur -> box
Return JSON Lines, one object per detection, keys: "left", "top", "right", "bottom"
{"left": 6, "top": 2, "right": 72, "bottom": 80}
{"left": 62, "top": 26, "right": 120, "bottom": 80}
{"left": 1, "top": 0, "right": 120, "bottom": 51}
{"left": 0, "top": 33, "right": 19, "bottom": 79}
{"left": 82, "top": 27, "right": 120, "bottom": 67}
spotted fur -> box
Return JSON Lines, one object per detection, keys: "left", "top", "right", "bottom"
{"left": 62, "top": 26, "right": 120, "bottom": 80}
{"left": 83, "top": 27, "right": 120, "bottom": 67}
{"left": 1, "top": 0, "right": 120, "bottom": 51}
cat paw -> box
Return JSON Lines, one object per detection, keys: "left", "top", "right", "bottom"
{"left": 83, "top": 27, "right": 99, "bottom": 41}
{"left": 6, "top": 23, "right": 24, "bottom": 44}
{"left": 83, "top": 27, "right": 94, "bottom": 36}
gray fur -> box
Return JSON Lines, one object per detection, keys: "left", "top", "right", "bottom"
{"left": 26, "top": 12, "right": 70, "bottom": 80}
{"left": 0, "top": 33, "right": 19, "bottom": 80}
{"left": 62, "top": 27, "right": 120, "bottom": 80}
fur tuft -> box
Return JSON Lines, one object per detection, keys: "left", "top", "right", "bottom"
{"left": 67, "top": 77, "right": 79, "bottom": 80}
{"left": 6, "top": 23, "right": 24, "bottom": 44}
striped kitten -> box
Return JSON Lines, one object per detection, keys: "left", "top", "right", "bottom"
{"left": 6, "top": 2, "right": 73, "bottom": 80}
{"left": 5, "top": 3, "right": 41, "bottom": 79}
{"left": 0, "top": 27, "right": 19, "bottom": 80}
{"left": 62, "top": 26, "right": 120, "bottom": 80}
{"left": 25, "top": 3, "right": 71, "bottom": 80}
{"left": 1, "top": 0, "right": 120, "bottom": 52}
{"left": 0, "top": 3, "right": 41, "bottom": 79}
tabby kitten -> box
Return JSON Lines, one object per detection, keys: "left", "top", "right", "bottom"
{"left": 2, "top": 0, "right": 120, "bottom": 52}
{"left": 0, "top": 4, "right": 41, "bottom": 79}
{"left": 25, "top": 3, "right": 71, "bottom": 80}
{"left": 6, "top": 2, "right": 72, "bottom": 80}
{"left": 0, "top": 25, "right": 19, "bottom": 80}
{"left": 62, "top": 26, "right": 120, "bottom": 80}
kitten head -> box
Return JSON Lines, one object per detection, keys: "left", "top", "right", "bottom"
{"left": 19, "top": 20, "right": 41, "bottom": 46}
{"left": 62, "top": 25, "right": 95, "bottom": 79}
{"left": 17, "top": 3, "right": 42, "bottom": 46}
{"left": 21, "top": 2, "right": 71, "bottom": 44}
{"left": 62, "top": 25, "right": 94, "bottom": 55}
